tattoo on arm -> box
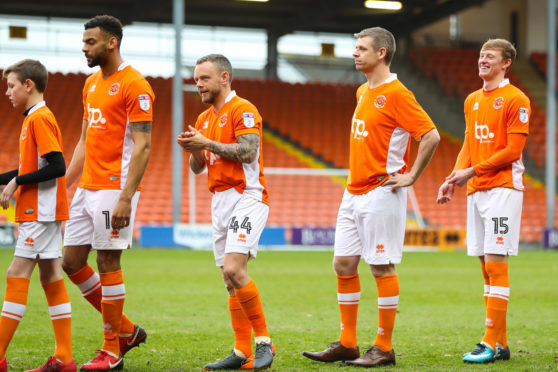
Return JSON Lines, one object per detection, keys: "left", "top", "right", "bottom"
{"left": 208, "top": 133, "right": 259, "bottom": 163}
{"left": 131, "top": 121, "right": 152, "bottom": 133}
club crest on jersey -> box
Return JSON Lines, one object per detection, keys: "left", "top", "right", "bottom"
{"left": 374, "top": 95, "right": 387, "bottom": 109}
{"left": 108, "top": 83, "right": 120, "bottom": 96}
{"left": 219, "top": 114, "right": 228, "bottom": 127}
{"left": 138, "top": 94, "right": 150, "bottom": 111}
{"left": 519, "top": 107, "right": 529, "bottom": 123}
{"left": 493, "top": 97, "right": 504, "bottom": 110}
{"left": 242, "top": 112, "right": 255, "bottom": 128}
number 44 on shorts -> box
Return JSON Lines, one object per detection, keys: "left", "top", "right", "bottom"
{"left": 229, "top": 216, "right": 252, "bottom": 234}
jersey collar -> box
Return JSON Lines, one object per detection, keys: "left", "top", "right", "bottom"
{"left": 498, "top": 78, "right": 510, "bottom": 88}
{"left": 384, "top": 73, "right": 398, "bottom": 84}
{"left": 368, "top": 73, "right": 398, "bottom": 90}
{"left": 25, "top": 101, "right": 46, "bottom": 116}
{"left": 117, "top": 61, "right": 130, "bottom": 71}
{"left": 224, "top": 90, "right": 237, "bottom": 103}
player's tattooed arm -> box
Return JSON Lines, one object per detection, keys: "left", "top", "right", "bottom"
{"left": 208, "top": 133, "right": 259, "bottom": 163}
{"left": 131, "top": 121, "right": 152, "bottom": 133}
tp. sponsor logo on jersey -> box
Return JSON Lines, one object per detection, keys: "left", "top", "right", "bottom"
{"left": 138, "top": 94, "right": 150, "bottom": 111}
{"left": 351, "top": 114, "right": 368, "bottom": 139}
{"left": 474, "top": 121, "right": 494, "bottom": 143}
{"left": 473, "top": 102, "right": 479, "bottom": 111}
{"left": 242, "top": 112, "right": 255, "bottom": 128}
{"left": 108, "top": 83, "right": 120, "bottom": 96}
{"left": 24, "top": 238, "right": 34, "bottom": 247}
{"left": 21, "top": 126, "right": 28, "bottom": 141}
{"left": 87, "top": 103, "right": 107, "bottom": 128}
{"left": 219, "top": 114, "right": 228, "bottom": 127}
{"left": 202, "top": 121, "right": 209, "bottom": 129}
{"left": 374, "top": 95, "right": 387, "bottom": 109}
{"left": 89, "top": 84, "right": 96, "bottom": 92}
{"left": 519, "top": 107, "right": 529, "bottom": 123}
{"left": 493, "top": 96, "right": 504, "bottom": 110}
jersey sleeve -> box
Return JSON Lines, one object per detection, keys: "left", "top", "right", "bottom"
{"left": 232, "top": 102, "right": 261, "bottom": 137}
{"left": 124, "top": 78, "right": 155, "bottom": 124}
{"left": 506, "top": 92, "right": 530, "bottom": 135}
{"left": 194, "top": 112, "right": 206, "bottom": 131}
{"left": 82, "top": 79, "right": 91, "bottom": 121}
{"left": 30, "top": 115, "right": 63, "bottom": 157}
{"left": 394, "top": 88, "right": 436, "bottom": 140}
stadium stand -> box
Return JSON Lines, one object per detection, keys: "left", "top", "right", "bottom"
{"left": 0, "top": 70, "right": 554, "bottom": 242}
{"left": 530, "top": 51, "right": 558, "bottom": 87}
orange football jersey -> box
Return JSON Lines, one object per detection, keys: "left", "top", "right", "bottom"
{"left": 80, "top": 62, "right": 154, "bottom": 190}
{"left": 463, "top": 79, "right": 530, "bottom": 194}
{"left": 16, "top": 102, "right": 68, "bottom": 222}
{"left": 194, "top": 91, "right": 269, "bottom": 205}
{"left": 347, "top": 75, "right": 436, "bottom": 195}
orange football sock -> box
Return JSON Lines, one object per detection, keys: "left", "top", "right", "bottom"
{"left": 0, "top": 277, "right": 30, "bottom": 359}
{"left": 42, "top": 279, "right": 72, "bottom": 363}
{"left": 373, "top": 274, "right": 399, "bottom": 352}
{"left": 229, "top": 295, "right": 253, "bottom": 357}
{"left": 235, "top": 280, "right": 269, "bottom": 338}
{"left": 482, "top": 262, "right": 509, "bottom": 349}
{"left": 100, "top": 270, "right": 125, "bottom": 356}
{"left": 337, "top": 274, "right": 360, "bottom": 348}
{"left": 68, "top": 264, "right": 135, "bottom": 335}
{"left": 480, "top": 261, "right": 490, "bottom": 308}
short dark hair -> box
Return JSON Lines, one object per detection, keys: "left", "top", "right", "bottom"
{"left": 196, "top": 54, "right": 233, "bottom": 83}
{"left": 3, "top": 59, "right": 48, "bottom": 93}
{"left": 354, "top": 27, "right": 396, "bottom": 66}
{"left": 85, "top": 15, "right": 123, "bottom": 46}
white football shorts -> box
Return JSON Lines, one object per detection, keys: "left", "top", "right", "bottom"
{"left": 64, "top": 187, "right": 140, "bottom": 250}
{"left": 15, "top": 221, "right": 63, "bottom": 259}
{"left": 212, "top": 188, "right": 269, "bottom": 267}
{"left": 334, "top": 185, "right": 407, "bottom": 265}
{"left": 467, "top": 187, "right": 523, "bottom": 256}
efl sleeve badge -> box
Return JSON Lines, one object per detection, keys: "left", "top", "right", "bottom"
{"left": 138, "top": 94, "right": 151, "bottom": 111}
{"left": 242, "top": 112, "right": 256, "bottom": 128}
{"left": 519, "top": 107, "right": 529, "bottom": 123}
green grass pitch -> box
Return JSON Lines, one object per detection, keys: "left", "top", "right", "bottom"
{"left": 0, "top": 248, "right": 556, "bottom": 371}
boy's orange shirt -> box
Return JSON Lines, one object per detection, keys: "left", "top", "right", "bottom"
{"left": 16, "top": 102, "right": 68, "bottom": 222}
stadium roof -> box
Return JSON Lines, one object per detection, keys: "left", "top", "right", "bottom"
{"left": 1, "top": 0, "right": 487, "bottom": 36}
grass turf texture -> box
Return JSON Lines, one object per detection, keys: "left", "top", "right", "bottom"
{"left": 0, "top": 249, "right": 556, "bottom": 371}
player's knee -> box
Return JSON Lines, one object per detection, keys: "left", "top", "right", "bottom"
{"left": 222, "top": 266, "right": 246, "bottom": 288}
{"left": 333, "top": 258, "right": 358, "bottom": 276}
{"left": 96, "top": 250, "right": 122, "bottom": 272}
{"left": 61, "top": 258, "right": 81, "bottom": 275}
{"left": 222, "top": 266, "right": 237, "bottom": 282}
